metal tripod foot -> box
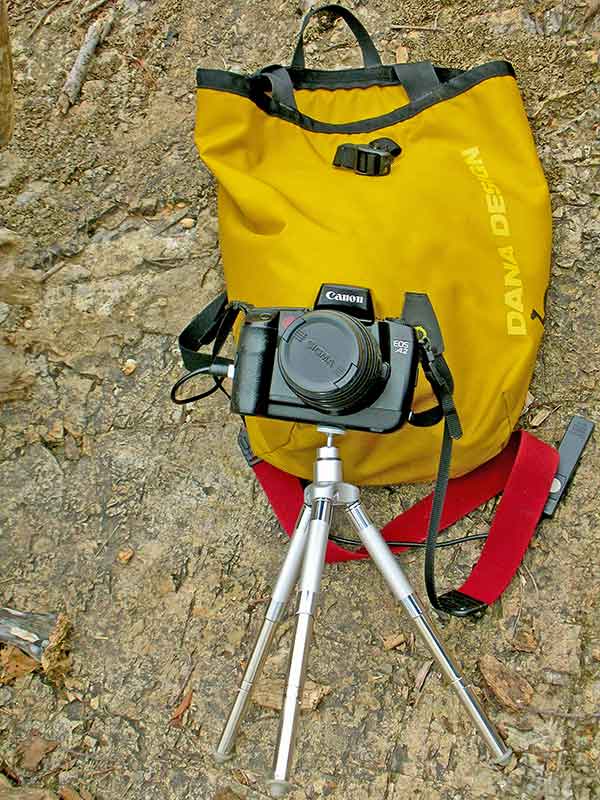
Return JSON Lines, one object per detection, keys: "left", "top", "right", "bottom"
{"left": 214, "top": 503, "right": 312, "bottom": 762}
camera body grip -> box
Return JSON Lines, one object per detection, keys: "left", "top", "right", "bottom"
{"left": 231, "top": 311, "right": 279, "bottom": 416}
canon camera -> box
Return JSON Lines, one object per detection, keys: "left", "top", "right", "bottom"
{"left": 229, "top": 284, "right": 418, "bottom": 433}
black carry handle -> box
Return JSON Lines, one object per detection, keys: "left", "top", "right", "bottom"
{"left": 291, "top": 4, "right": 382, "bottom": 69}
{"left": 254, "top": 6, "right": 440, "bottom": 112}
{"left": 258, "top": 65, "right": 299, "bottom": 110}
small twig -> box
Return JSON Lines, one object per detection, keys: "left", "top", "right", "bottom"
{"left": 392, "top": 12, "right": 442, "bottom": 33}
{"left": 247, "top": 594, "right": 270, "bottom": 609}
{"left": 80, "top": 0, "right": 110, "bottom": 15}
{"left": 154, "top": 208, "right": 189, "bottom": 235}
{"left": 170, "top": 659, "right": 196, "bottom": 706}
{"left": 88, "top": 766, "right": 117, "bottom": 777}
{"left": 532, "top": 86, "right": 586, "bottom": 118}
{"left": 520, "top": 562, "right": 539, "bottom": 597}
{"left": 41, "top": 260, "right": 67, "bottom": 282}
{"left": 28, "top": 0, "right": 71, "bottom": 39}
{"left": 391, "top": 24, "right": 442, "bottom": 31}
{"left": 58, "top": 9, "right": 114, "bottom": 113}
{"left": 531, "top": 706, "right": 600, "bottom": 721}
{"left": 94, "top": 520, "right": 125, "bottom": 556}
{"left": 125, "top": 53, "right": 158, "bottom": 88}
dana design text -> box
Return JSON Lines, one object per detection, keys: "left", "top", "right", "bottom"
{"left": 462, "top": 146, "right": 527, "bottom": 336}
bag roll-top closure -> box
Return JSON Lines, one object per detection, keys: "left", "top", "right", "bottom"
{"left": 196, "top": 2, "right": 515, "bottom": 136}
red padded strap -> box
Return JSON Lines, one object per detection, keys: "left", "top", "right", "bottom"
{"left": 253, "top": 431, "right": 559, "bottom": 606}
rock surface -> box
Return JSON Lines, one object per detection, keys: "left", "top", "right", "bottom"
{"left": 1, "top": 1, "right": 599, "bottom": 799}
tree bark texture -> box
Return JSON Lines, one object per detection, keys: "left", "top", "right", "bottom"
{"left": 0, "top": 0, "right": 14, "bottom": 147}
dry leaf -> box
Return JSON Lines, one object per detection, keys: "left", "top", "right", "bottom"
{"left": 511, "top": 627, "right": 539, "bottom": 653}
{"left": 530, "top": 407, "right": 552, "bottom": 427}
{"left": 414, "top": 660, "right": 434, "bottom": 692}
{"left": 252, "top": 678, "right": 332, "bottom": 712}
{"left": 58, "top": 784, "right": 89, "bottom": 800}
{"left": 383, "top": 632, "right": 406, "bottom": 651}
{"left": 0, "top": 646, "right": 38, "bottom": 684}
{"left": 523, "top": 391, "right": 534, "bottom": 415}
{"left": 395, "top": 45, "right": 409, "bottom": 63}
{"left": 230, "top": 769, "right": 253, "bottom": 786}
{"left": 169, "top": 689, "right": 193, "bottom": 728}
{"left": 40, "top": 614, "right": 70, "bottom": 686}
{"left": 0, "top": 758, "right": 20, "bottom": 784}
{"left": 18, "top": 733, "right": 58, "bottom": 771}
{"left": 479, "top": 654, "right": 534, "bottom": 711}
{"left": 59, "top": 788, "right": 84, "bottom": 800}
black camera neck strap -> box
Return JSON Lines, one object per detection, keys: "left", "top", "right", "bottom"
{"left": 400, "top": 292, "right": 469, "bottom": 614}
{"left": 178, "top": 293, "right": 250, "bottom": 372}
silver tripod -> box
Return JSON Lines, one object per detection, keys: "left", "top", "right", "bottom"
{"left": 215, "top": 426, "right": 511, "bottom": 796}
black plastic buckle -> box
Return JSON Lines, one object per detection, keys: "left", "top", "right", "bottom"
{"left": 334, "top": 144, "right": 393, "bottom": 176}
{"left": 437, "top": 590, "right": 488, "bottom": 618}
{"left": 238, "top": 427, "right": 262, "bottom": 467}
{"left": 356, "top": 146, "right": 392, "bottom": 176}
{"left": 543, "top": 415, "right": 594, "bottom": 517}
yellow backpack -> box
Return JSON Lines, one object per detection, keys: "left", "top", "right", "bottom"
{"left": 192, "top": 4, "right": 551, "bottom": 487}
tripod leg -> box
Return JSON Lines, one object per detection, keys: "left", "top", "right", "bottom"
{"left": 215, "top": 503, "right": 312, "bottom": 763}
{"left": 346, "top": 502, "right": 512, "bottom": 765}
{"left": 269, "top": 496, "right": 333, "bottom": 798}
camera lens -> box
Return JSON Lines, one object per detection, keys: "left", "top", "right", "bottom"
{"left": 277, "top": 310, "right": 387, "bottom": 415}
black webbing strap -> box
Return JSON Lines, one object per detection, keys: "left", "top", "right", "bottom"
{"left": 393, "top": 62, "right": 441, "bottom": 101}
{"left": 178, "top": 292, "right": 248, "bottom": 373}
{"left": 291, "top": 4, "right": 382, "bottom": 69}
{"left": 402, "top": 292, "right": 464, "bottom": 613}
{"left": 256, "top": 65, "right": 298, "bottom": 110}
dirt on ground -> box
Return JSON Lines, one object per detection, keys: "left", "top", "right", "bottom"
{"left": 0, "top": 0, "right": 599, "bottom": 798}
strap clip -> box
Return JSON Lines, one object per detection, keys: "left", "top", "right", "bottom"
{"left": 238, "top": 426, "right": 262, "bottom": 467}
{"left": 436, "top": 590, "right": 488, "bottom": 618}
{"left": 334, "top": 143, "right": 394, "bottom": 176}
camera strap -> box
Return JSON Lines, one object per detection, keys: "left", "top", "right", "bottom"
{"left": 400, "top": 292, "right": 467, "bottom": 613}
{"left": 178, "top": 292, "right": 252, "bottom": 372}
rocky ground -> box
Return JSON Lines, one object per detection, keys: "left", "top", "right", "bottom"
{"left": 0, "top": 0, "right": 599, "bottom": 798}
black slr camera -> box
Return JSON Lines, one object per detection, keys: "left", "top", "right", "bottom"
{"left": 230, "top": 284, "right": 418, "bottom": 433}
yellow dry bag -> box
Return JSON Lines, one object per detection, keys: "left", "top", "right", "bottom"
{"left": 192, "top": 3, "right": 551, "bottom": 486}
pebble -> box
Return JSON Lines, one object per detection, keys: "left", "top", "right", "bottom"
{"left": 180, "top": 217, "right": 195, "bottom": 229}
{"left": 138, "top": 196, "right": 158, "bottom": 216}
{"left": 43, "top": 415, "right": 65, "bottom": 444}
{"left": 23, "top": 319, "right": 32, "bottom": 329}
{"left": 122, "top": 358, "right": 137, "bottom": 376}
{"left": 117, "top": 546, "right": 135, "bottom": 564}
{"left": 83, "top": 735, "right": 98, "bottom": 750}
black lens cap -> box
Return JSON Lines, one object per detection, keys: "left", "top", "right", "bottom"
{"left": 278, "top": 310, "right": 384, "bottom": 414}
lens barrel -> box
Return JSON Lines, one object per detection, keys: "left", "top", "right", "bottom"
{"left": 277, "top": 310, "right": 387, "bottom": 415}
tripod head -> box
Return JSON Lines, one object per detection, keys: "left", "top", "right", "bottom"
{"left": 316, "top": 424, "right": 345, "bottom": 447}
